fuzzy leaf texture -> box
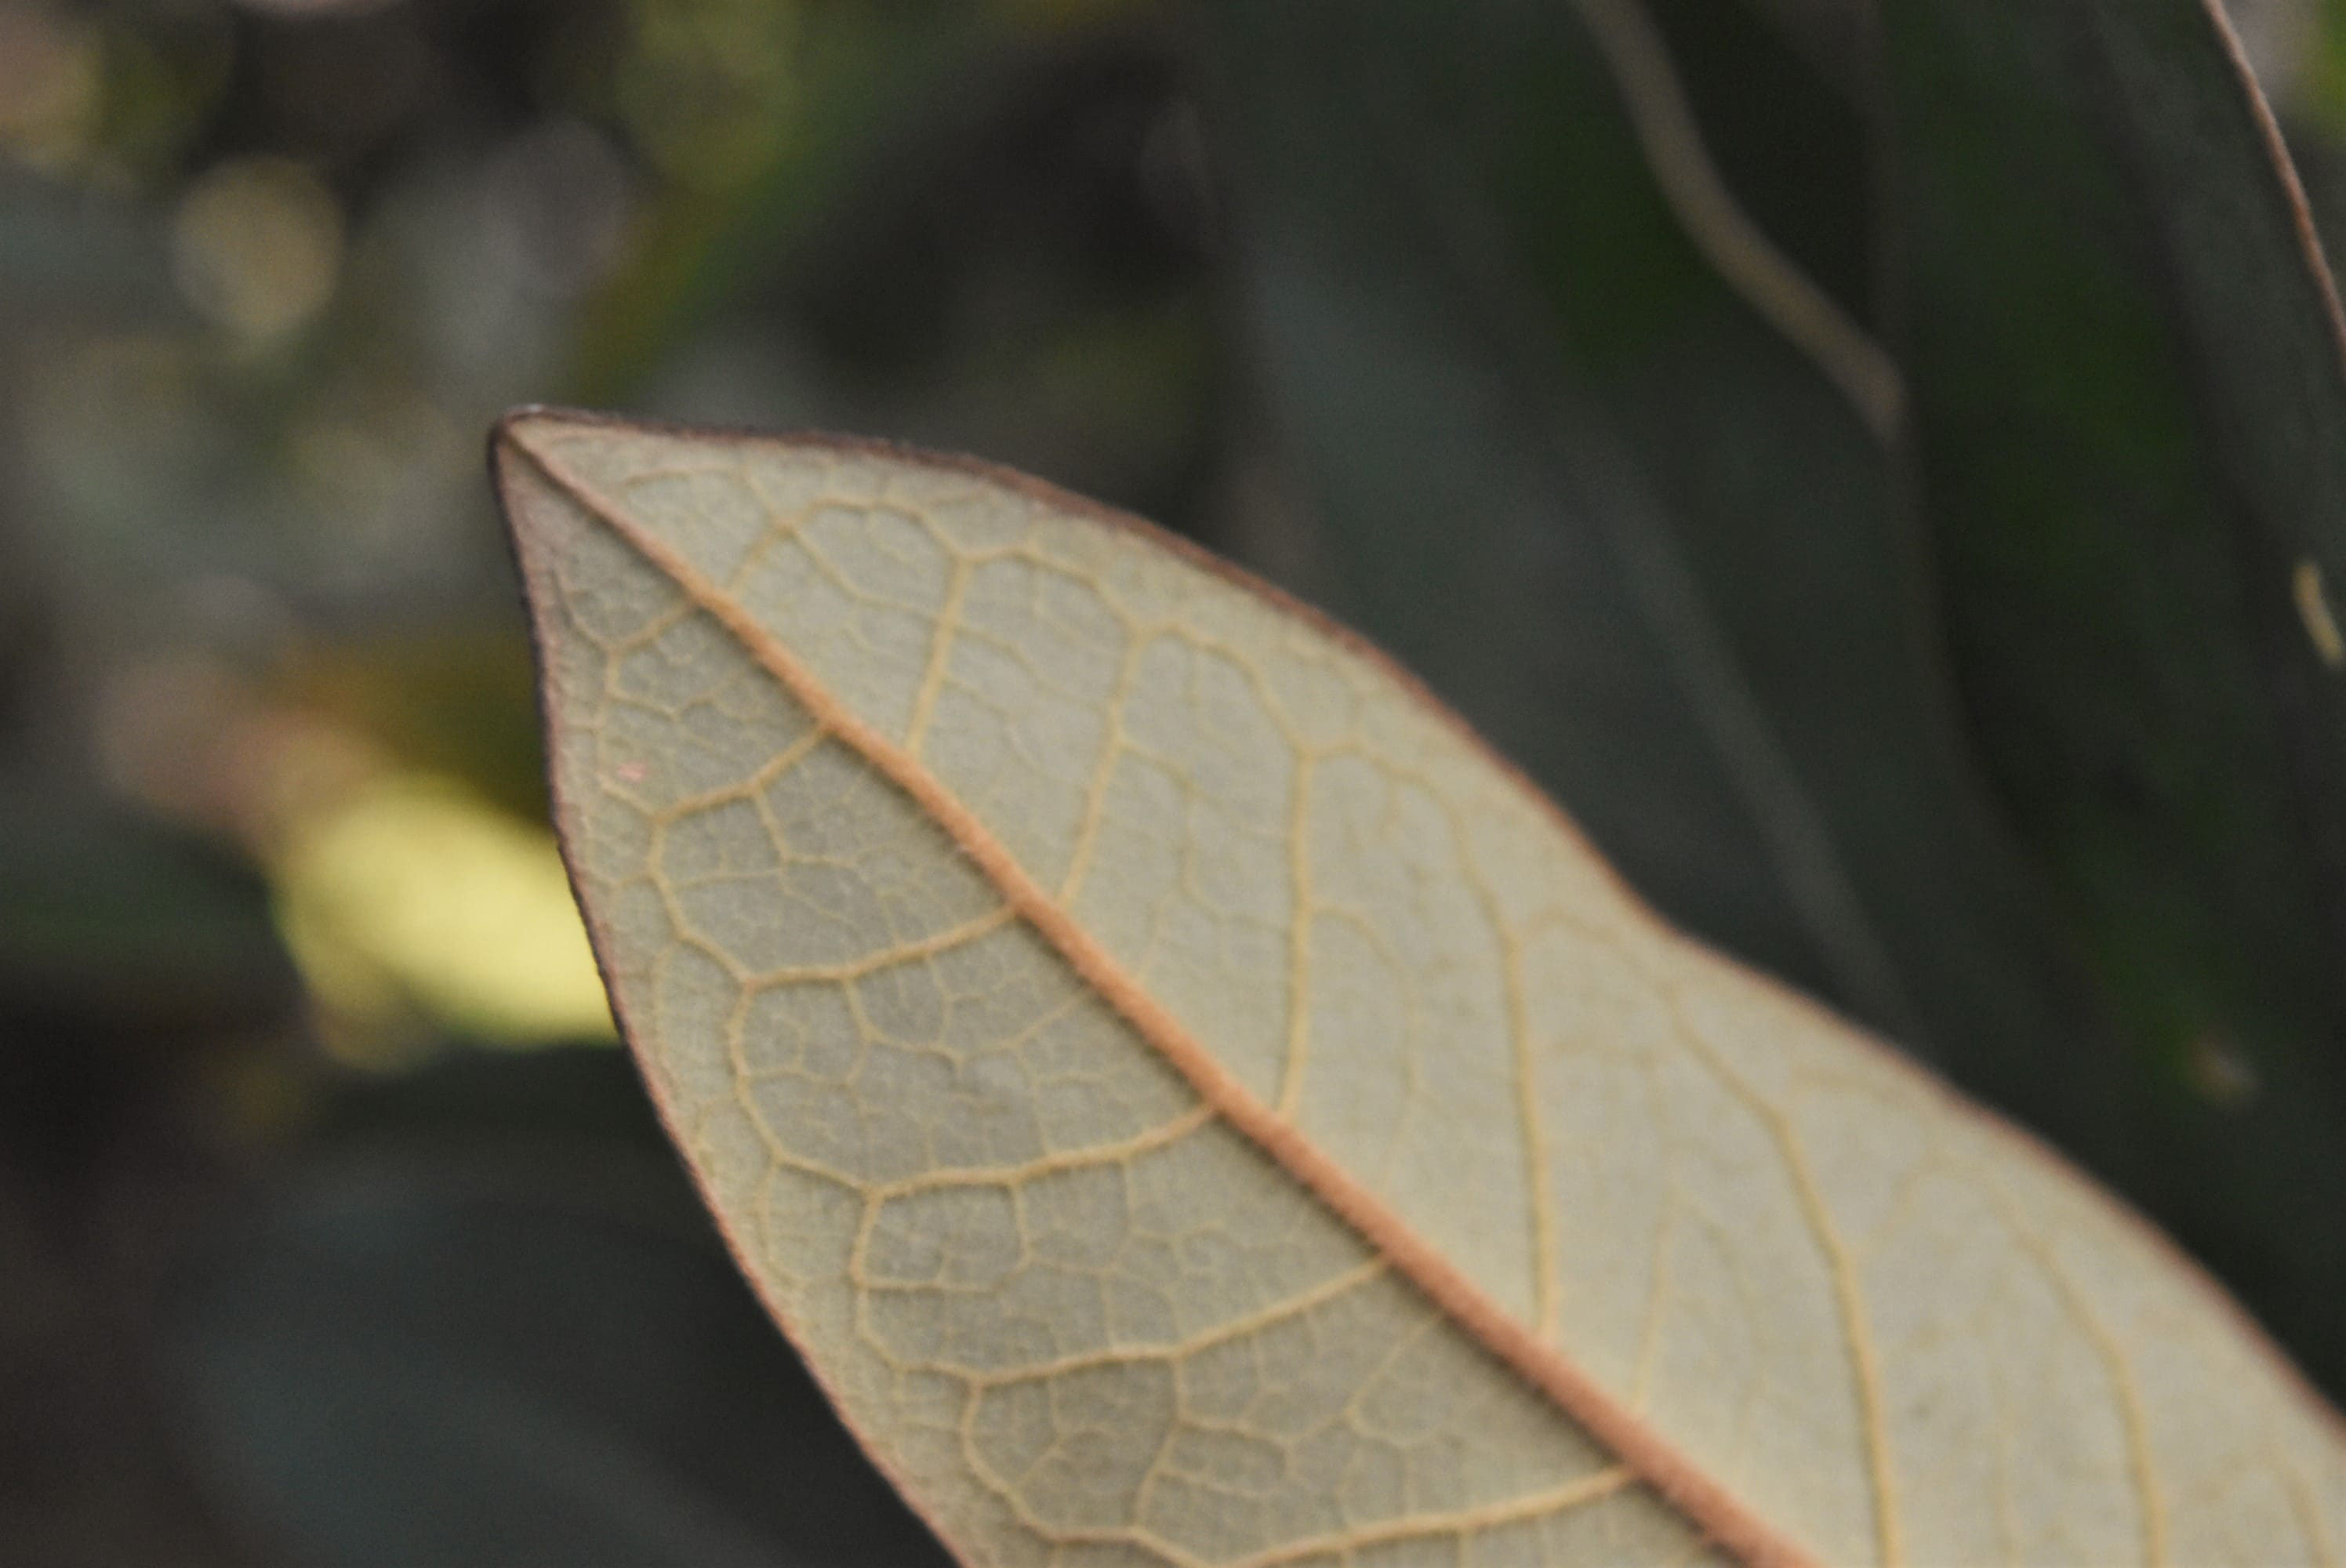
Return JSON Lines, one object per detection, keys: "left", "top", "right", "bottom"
{"left": 495, "top": 408, "right": 2346, "bottom": 1568}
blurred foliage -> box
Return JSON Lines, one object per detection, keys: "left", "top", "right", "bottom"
{"left": 0, "top": 0, "right": 2342, "bottom": 1563}
{"left": 171, "top": 1051, "right": 950, "bottom": 1568}
{"left": 1880, "top": 0, "right": 2346, "bottom": 1420}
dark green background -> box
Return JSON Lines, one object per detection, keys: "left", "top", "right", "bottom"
{"left": 2, "top": 1, "right": 2343, "bottom": 1563}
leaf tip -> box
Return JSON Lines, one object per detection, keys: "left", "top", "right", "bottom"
{"left": 489, "top": 406, "right": 613, "bottom": 566}
{"left": 489, "top": 404, "right": 588, "bottom": 478}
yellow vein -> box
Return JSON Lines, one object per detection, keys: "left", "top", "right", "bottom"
{"left": 912, "top": 1257, "right": 1391, "bottom": 1393}
{"left": 2267, "top": 1440, "right": 2338, "bottom": 1567}
{"left": 1630, "top": 1195, "right": 1680, "bottom": 1409}
{"left": 1057, "top": 635, "right": 1148, "bottom": 903}
{"left": 737, "top": 905, "right": 1019, "bottom": 989}
{"left": 859, "top": 1103, "right": 1216, "bottom": 1204}
{"left": 715, "top": 974, "right": 888, "bottom": 1200}
{"left": 1571, "top": 0, "right": 1905, "bottom": 443}
{"left": 1972, "top": 1179, "right": 2168, "bottom": 1566}
{"left": 957, "top": 1400, "right": 1195, "bottom": 1568}
{"left": 1654, "top": 973, "right": 1901, "bottom": 1567}
{"left": 511, "top": 423, "right": 1825, "bottom": 1568}
{"left": 1449, "top": 797, "right": 1563, "bottom": 1341}
{"left": 1276, "top": 751, "right": 1316, "bottom": 1116}
{"left": 1229, "top": 1465, "right": 1639, "bottom": 1568}
{"left": 658, "top": 726, "right": 828, "bottom": 821}
{"left": 904, "top": 557, "right": 973, "bottom": 754}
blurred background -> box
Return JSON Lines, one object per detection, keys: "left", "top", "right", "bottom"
{"left": 2, "top": 0, "right": 2344, "bottom": 1563}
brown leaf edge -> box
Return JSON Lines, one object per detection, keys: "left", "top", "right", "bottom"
{"left": 492, "top": 405, "right": 2346, "bottom": 1568}
{"left": 2197, "top": 0, "right": 2346, "bottom": 370}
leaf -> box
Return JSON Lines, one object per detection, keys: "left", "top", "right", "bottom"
{"left": 271, "top": 770, "right": 614, "bottom": 1050}
{"left": 170, "top": 1134, "right": 950, "bottom": 1568}
{"left": 495, "top": 408, "right": 2346, "bottom": 1566}
{"left": 0, "top": 779, "right": 289, "bottom": 1036}
{"left": 1879, "top": 0, "right": 2346, "bottom": 1394}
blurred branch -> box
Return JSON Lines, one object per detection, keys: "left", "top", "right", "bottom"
{"left": 1574, "top": 0, "right": 1905, "bottom": 441}
{"left": 1369, "top": 72, "right": 1920, "bottom": 1043}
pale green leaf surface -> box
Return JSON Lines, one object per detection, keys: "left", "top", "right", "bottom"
{"left": 496, "top": 408, "right": 2346, "bottom": 1567}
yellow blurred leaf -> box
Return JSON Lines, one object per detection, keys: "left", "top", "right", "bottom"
{"left": 169, "top": 156, "right": 342, "bottom": 339}
{"left": 496, "top": 408, "right": 2346, "bottom": 1566}
{"left": 274, "top": 771, "right": 613, "bottom": 1054}
{"left": 0, "top": 5, "right": 104, "bottom": 168}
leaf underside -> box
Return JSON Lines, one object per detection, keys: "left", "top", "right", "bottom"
{"left": 496, "top": 408, "right": 2346, "bottom": 1568}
